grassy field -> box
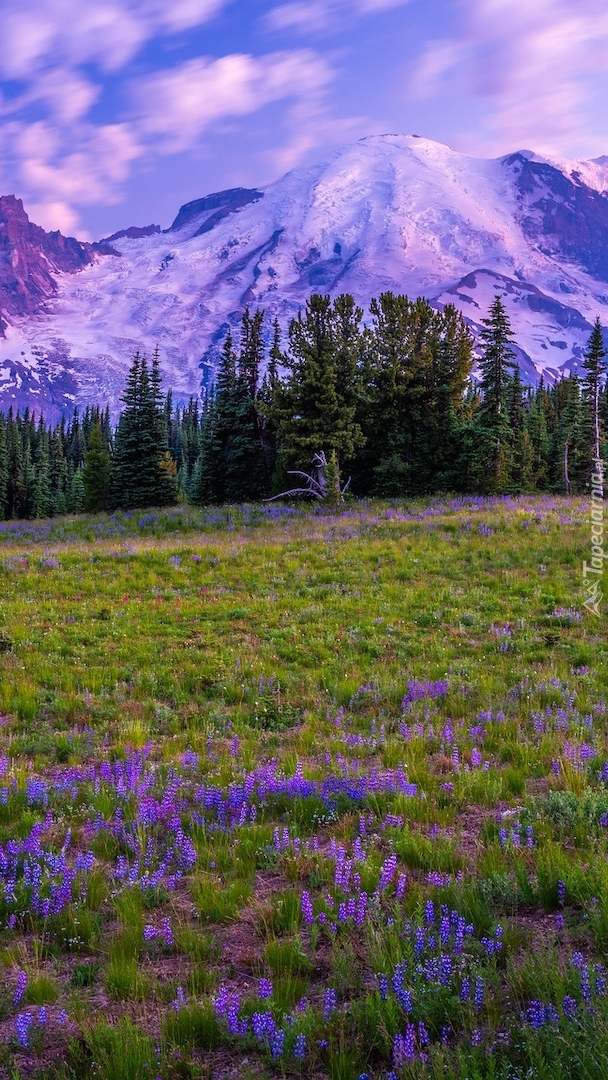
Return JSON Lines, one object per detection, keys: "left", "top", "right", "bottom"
{"left": 0, "top": 495, "right": 606, "bottom": 1080}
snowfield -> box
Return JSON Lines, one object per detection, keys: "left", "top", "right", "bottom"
{"left": 2, "top": 134, "right": 608, "bottom": 416}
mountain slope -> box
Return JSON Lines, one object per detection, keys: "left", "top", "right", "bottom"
{"left": 1, "top": 135, "right": 608, "bottom": 417}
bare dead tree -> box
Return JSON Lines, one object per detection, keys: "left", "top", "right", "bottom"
{"left": 264, "top": 451, "right": 350, "bottom": 502}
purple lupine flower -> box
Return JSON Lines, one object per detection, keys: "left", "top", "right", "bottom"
{"left": 15, "top": 1011, "right": 33, "bottom": 1048}
{"left": 418, "top": 1022, "right": 430, "bottom": 1047}
{"left": 377, "top": 853, "right": 397, "bottom": 892}
{"left": 294, "top": 1033, "right": 307, "bottom": 1059}
{"left": 580, "top": 965, "right": 592, "bottom": 1002}
{"left": 258, "top": 978, "right": 273, "bottom": 1000}
{"left": 271, "top": 1028, "right": 285, "bottom": 1058}
{"left": 557, "top": 880, "right": 567, "bottom": 905}
{"left": 378, "top": 973, "right": 389, "bottom": 1001}
{"left": 525, "top": 1001, "right": 546, "bottom": 1029}
{"left": 393, "top": 1025, "right": 416, "bottom": 1065}
{"left": 161, "top": 917, "right": 174, "bottom": 947}
{"left": 171, "top": 987, "right": 187, "bottom": 1010}
{"left": 13, "top": 970, "right": 27, "bottom": 1006}
{"left": 355, "top": 891, "right": 368, "bottom": 925}
{"left": 323, "top": 988, "right": 337, "bottom": 1021}
{"left": 439, "top": 954, "right": 453, "bottom": 984}
{"left": 473, "top": 976, "right": 484, "bottom": 1008}
{"left": 563, "top": 995, "right": 578, "bottom": 1018}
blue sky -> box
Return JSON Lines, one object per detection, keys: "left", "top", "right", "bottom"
{"left": 1, "top": 0, "right": 607, "bottom": 239}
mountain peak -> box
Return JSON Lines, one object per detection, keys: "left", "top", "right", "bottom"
{"left": 1, "top": 134, "right": 608, "bottom": 417}
{"left": 0, "top": 194, "right": 97, "bottom": 331}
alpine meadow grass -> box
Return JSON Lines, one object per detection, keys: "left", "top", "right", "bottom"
{"left": 0, "top": 495, "right": 606, "bottom": 1079}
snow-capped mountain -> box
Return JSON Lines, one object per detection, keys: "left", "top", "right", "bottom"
{"left": 2, "top": 134, "right": 608, "bottom": 418}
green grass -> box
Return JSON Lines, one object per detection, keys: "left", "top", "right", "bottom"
{"left": 0, "top": 495, "right": 606, "bottom": 1079}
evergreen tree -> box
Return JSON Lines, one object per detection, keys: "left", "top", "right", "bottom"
{"left": 473, "top": 296, "right": 517, "bottom": 493}
{"left": 273, "top": 294, "right": 364, "bottom": 490}
{"left": 225, "top": 309, "right": 268, "bottom": 501}
{"left": 49, "top": 429, "right": 68, "bottom": 515}
{"left": 112, "top": 351, "right": 177, "bottom": 509}
{"left": 0, "top": 417, "right": 7, "bottom": 518}
{"left": 581, "top": 317, "right": 607, "bottom": 478}
{"left": 32, "top": 440, "right": 52, "bottom": 519}
{"left": 189, "top": 399, "right": 222, "bottom": 505}
{"left": 83, "top": 422, "right": 114, "bottom": 512}
{"left": 20, "top": 439, "right": 36, "bottom": 519}
{"left": 354, "top": 294, "right": 472, "bottom": 495}
{"left": 550, "top": 376, "right": 583, "bottom": 493}
{"left": 506, "top": 367, "right": 532, "bottom": 492}
{"left": 67, "top": 467, "right": 85, "bottom": 512}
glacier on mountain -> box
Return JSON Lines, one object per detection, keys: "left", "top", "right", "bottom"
{"left": 1, "top": 134, "right": 608, "bottom": 417}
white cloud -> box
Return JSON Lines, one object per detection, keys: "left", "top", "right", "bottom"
{"left": 0, "top": 69, "right": 101, "bottom": 124}
{"left": 0, "top": 43, "right": 337, "bottom": 231}
{"left": 14, "top": 120, "right": 141, "bottom": 212}
{"left": 26, "top": 199, "right": 85, "bottom": 236}
{"left": 0, "top": 0, "right": 230, "bottom": 80}
{"left": 410, "top": 0, "right": 608, "bottom": 157}
{"left": 265, "top": 0, "right": 411, "bottom": 34}
{"left": 134, "top": 50, "right": 333, "bottom": 151}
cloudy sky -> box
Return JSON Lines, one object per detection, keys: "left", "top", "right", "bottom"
{"left": 1, "top": 0, "right": 607, "bottom": 239}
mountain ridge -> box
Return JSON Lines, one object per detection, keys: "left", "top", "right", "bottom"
{"left": 1, "top": 133, "right": 608, "bottom": 418}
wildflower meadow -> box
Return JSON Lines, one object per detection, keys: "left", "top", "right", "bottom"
{"left": 0, "top": 495, "right": 606, "bottom": 1080}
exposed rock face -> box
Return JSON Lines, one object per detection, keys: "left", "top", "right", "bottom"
{"left": 167, "top": 188, "right": 264, "bottom": 235}
{"left": 503, "top": 154, "right": 608, "bottom": 281}
{"left": 95, "top": 224, "right": 161, "bottom": 246}
{"left": 0, "top": 196, "right": 98, "bottom": 331}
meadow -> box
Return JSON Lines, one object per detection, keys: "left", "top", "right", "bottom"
{"left": 0, "top": 495, "right": 606, "bottom": 1080}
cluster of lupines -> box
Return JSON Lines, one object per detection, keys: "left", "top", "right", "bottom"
{"left": 299, "top": 828, "right": 415, "bottom": 934}
{"left": 395, "top": 677, "right": 605, "bottom": 783}
{"left": 401, "top": 679, "right": 450, "bottom": 713}
{"left": 2, "top": 650, "right": 608, "bottom": 1077}
{"left": 209, "top": 901, "right": 508, "bottom": 1067}
{"left": 0, "top": 820, "right": 98, "bottom": 922}
{"left": 520, "top": 953, "right": 607, "bottom": 1030}
{"left": 14, "top": 1007, "right": 69, "bottom": 1049}
{"left": 330, "top": 708, "right": 386, "bottom": 752}
{"left": 0, "top": 743, "right": 424, "bottom": 934}
{"left": 143, "top": 917, "right": 174, "bottom": 947}
{"left": 192, "top": 760, "right": 417, "bottom": 833}
{"left": 498, "top": 821, "right": 535, "bottom": 849}
{"left": 211, "top": 983, "right": 307, "bottom": 1061}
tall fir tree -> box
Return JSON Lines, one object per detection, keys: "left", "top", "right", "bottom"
{"left": 112, "top": 351, "right": 177, "bottom": 509}
{"left": 83, "top": 422, "right": 114, "bottom": 512}
{"left": 474, "top": 295, "right": 517, "bottom": 493}
{"left": 581, "top": 317, "right": 607, "bottom": 480}
{"left": 273, "top": 294, "right": 364, "bottom": 491}
{"left": 0, "top": 416, "right": 7, "bottom": 518}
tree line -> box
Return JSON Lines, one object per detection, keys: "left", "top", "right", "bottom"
{"left": 0, "top": 293, "right": 605, "bottom": 519}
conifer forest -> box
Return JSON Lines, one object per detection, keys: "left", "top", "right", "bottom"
{"left": 0, "top": 293, "right": 605, "bottom": 520}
